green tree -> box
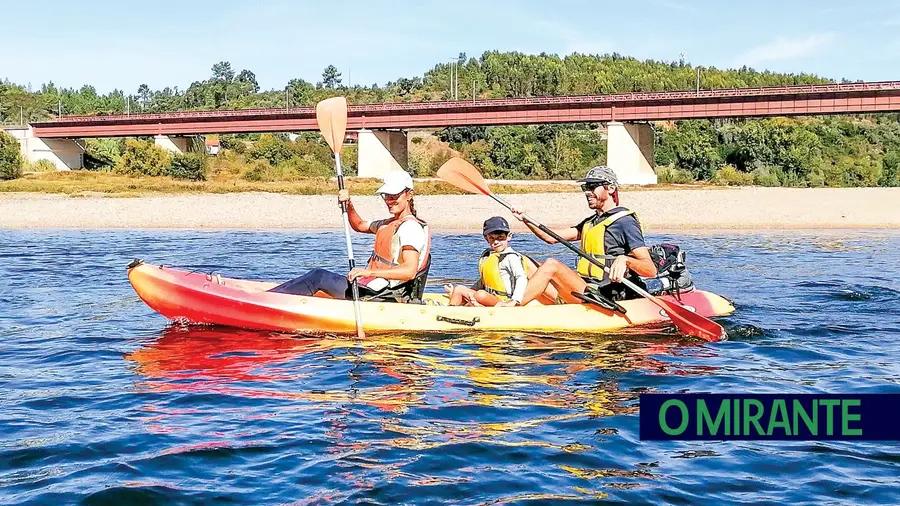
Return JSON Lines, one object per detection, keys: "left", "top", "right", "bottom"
{"left": 286, "top": 78, "right": 314, "bottom": 106}
{"left": 0, "top": 131, "right": 24, "bottom": 180}
{"left": 211, "top": 61, "right": 235, "bottom": 83}
{"left": 137, "top": 84, "right": 150, "bottom": 111}
{"left": 84, "top": 138, "right": 124, "bottom": 170}
{"left": 169, "top": 152, "right": 208, "bottom": 180}
{"left": 116, "top": 139, "right": 171, "bottom": 176}
{"left": 656, "top": 120, "right": 723, "bottom": 180}
{"left": 247, "top": 134, "right": 294, "bottom": 165}
{"left": 236, "top": 69, "right": 260, "bottom": 94}
{"left": 321, "top": 65, "right": 342, "bottom": 89}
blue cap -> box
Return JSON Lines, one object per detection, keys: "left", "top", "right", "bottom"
{"left": 483, "top": 216, "right": 510, "bottom": 236}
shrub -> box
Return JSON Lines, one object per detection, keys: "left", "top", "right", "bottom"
{"left": 169, "top": 152, "right": 208, "bottom": 181}
{"left": 242, "top": 160, "right": 276, "bottom": 181}
{"left": 655, "top": 164, "right": 694, "bottom": 184}
{"left": 278, "top": 156, "right": 332, "bottom": 178}
{"left": 711, "top": 164, "right": 754, "bottom": 186}
{"left": 83, "top": 138, "right": 124, "bottom": 170}
{"left": 247, "top": 134, "right": 293, "bottom": 165}
{"left": 116, "top": 139, "right": 171, "bottom": 176}
{"left": 415, "top": 147, "right": 453, "bottom": 177}
{"left": 28, "top": 159, "right": 58, "bottom": 172}
{"left": 220, "top": 135, "right": 246, "bottom": 154}
{"left": 751, "top": 167, "right": 781, "bottom": 187}
{"left": 0, "top": 131, "right": 24, "bottom": 180}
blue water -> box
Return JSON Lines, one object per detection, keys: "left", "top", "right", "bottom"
{"left": 2, "top": 228, "right": 899, "bottom": 505}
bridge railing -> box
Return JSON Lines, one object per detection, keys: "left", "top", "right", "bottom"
{"left": 34, "top": 80, "right": 900, "bottom": 125}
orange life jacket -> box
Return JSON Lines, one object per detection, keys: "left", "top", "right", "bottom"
{"left": 357, "top": 215, "right": 431, "bottom": 289}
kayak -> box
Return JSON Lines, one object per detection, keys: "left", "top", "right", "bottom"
{"left": 127, "top": 261, "right": 735, "bottom": 335}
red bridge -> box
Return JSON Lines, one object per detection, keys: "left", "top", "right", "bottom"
{"left": 31, "top": 81, "right": 900, "bottom": 138}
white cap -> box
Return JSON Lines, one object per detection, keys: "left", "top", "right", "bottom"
{"left": 375, "top": 170, "right": 414, "bottom": 195}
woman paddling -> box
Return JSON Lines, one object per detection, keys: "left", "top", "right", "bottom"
{"left": 269, "top": 170, "right": 432, "bottom": 302}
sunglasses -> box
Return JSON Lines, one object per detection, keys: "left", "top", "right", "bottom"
{"left": 381, "top": 190, "right": 408, "bottom": 201}
{"left": 580, "top": 182, "right": 609, "bottom": 192}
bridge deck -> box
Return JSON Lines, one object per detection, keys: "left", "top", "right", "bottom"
{"left": 30, "top": 81, "right": 900, "bottom": 138}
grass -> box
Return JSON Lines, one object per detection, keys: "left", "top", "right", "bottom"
{"left": 0, "top": 170, "right": 725, "bottom": 197}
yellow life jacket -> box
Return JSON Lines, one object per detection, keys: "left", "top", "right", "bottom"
{"left": 478, "top": 249, "right": 526, "bottom": 300}
{"left": 576, "top": 209, "right": 639, "bottom": 279}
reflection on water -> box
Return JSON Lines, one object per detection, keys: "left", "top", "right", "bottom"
{"left": 119, "top": 324, "right": 713, "bottom": 502}
{"left": 5, "top": 229, "right": 900, "bottom": 504}
{"left": 124, "top": 324, "right": 718, "bottom": 480}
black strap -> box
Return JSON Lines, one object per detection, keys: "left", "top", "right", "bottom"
{"left": 572, "top": 287, "right": 628, "bottom": 314}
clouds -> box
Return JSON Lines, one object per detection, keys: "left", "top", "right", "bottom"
{"left": 736, "top": 33, "right": 837, "bottom": 67}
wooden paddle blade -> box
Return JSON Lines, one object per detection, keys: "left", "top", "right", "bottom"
{"left": 315, "top": 96, "right": 348, "bottom": 155}
{"left": 656, "top": 297, "right": 726, "bottom": 342}
{"left": 436, "top": 157, "right": 491, "bottom": 195}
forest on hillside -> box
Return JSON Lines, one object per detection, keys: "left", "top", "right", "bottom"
{"left": 2, "top": 51, "right": 898, "bottom": 186}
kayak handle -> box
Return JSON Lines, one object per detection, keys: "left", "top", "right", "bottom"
{"left": 437, "top": 315, "right": 481, "bottom": 327}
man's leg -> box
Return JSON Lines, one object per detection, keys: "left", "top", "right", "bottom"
{"left": 268, "top": 268, "right": 349, "bottom": 298}
{"left": 520, "top": 258, "right": 587, "bottom": 305}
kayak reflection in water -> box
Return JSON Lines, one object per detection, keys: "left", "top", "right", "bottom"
{"left": 269, "top": 170, "right": 433, "bottom": 303}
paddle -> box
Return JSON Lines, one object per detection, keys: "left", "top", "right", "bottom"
{"left": 436, "top": 157, "right": 726, "bottom": 342}
{"left": 316, "top": 96, "right": 366, "bottom": 339}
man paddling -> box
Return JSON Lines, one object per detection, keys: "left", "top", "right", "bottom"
{"left": 511, "top": 165, "right": 657, "bottom": 305}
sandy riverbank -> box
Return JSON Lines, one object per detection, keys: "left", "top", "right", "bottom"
{"left": 2, "top": 187, "right": 900, "bottom": 231}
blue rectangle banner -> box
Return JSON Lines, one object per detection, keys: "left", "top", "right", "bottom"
{"left": 639, "top": 394, "right": 900, "bottom": 440}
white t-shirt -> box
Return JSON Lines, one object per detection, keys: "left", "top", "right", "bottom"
{"left": 365, "top": 218, "right": 428, "bottom": 291}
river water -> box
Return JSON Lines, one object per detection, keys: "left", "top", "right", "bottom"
{"left": 2, "top": 229, "right": 899, "bottom": 504}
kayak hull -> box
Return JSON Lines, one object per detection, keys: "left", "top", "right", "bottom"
{"left": 127, "top": 262, "right": 735, "bottom": 335}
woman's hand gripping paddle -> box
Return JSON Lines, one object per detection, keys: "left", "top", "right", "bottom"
{"left": 316, "top": 96, "right": 366, "bottom": 339}
{"left": 436, "top": 157, "right": 726, "bottom": 342}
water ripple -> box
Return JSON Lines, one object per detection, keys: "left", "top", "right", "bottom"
{"left": 1, "top": 229, "right": 898, "bottom": 504}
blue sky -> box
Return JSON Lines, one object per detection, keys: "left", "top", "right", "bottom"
{"left": 3, "top": 0, "right": 900, "bottom": 94}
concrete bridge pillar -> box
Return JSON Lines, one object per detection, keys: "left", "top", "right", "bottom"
{"left": 357, "top": 128, "right": 408, "bottom": 178}
{"left": 606, "top": 122, "right": 657, "bottom": 185}
{"left": 154, "top": 135, "right": 191, "bottom": 154}
{"left": 5, "top": 127, "right": 83, "bottom": 171}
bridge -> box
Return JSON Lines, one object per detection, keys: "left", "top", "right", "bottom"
{"left": 13, "top": 80, "right": 900, "bottom": 184}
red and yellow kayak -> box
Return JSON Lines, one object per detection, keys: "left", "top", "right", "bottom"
{"left": 127, "top": 261, "right": 734, "bottom": 335}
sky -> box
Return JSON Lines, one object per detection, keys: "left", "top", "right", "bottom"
{"left": 3, "top": 0, "right": 900, "bottom": 94}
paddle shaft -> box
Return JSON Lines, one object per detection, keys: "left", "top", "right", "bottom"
{"left": 487, "top": 193, "right": 654, "bottom": 299}
{"left": 334, "top": 152, "right": 365, "bottom": 336}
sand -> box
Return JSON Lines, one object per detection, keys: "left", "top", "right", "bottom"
{"left": 2, "top": 187, "right": 900, "bottom": 232}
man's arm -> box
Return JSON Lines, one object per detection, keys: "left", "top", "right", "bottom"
{"left": 512, "top": 209, "right": 580, "bottom": 244}
{"left": 523, "top": 221, "right": 579, "bottom": 245}
{"left": 608, "top": 215, "right": 658, "bottom": 282}
{"left": 624, "top": 247, "right": 657, "bottom": 278}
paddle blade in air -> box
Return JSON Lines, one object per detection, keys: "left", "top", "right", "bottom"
{"left": 315, "top": 97, "right": 349, "bottom": 155}
{"left": 436, "top": 157, "right": 491, "bottom": 195}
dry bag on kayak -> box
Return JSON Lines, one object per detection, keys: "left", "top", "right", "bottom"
{"left": 641, "top": 243, "right": 694, "bottom": 296}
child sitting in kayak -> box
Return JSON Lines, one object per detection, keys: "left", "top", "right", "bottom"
{"left": 444, "top": 216, "right": 529, "bottom": 307}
